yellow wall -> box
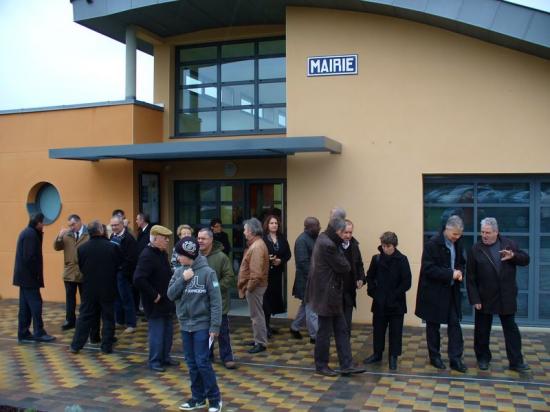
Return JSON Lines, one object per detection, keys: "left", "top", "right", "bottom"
{"left": 285, "top": 7, "right": 550, "bottom": 325}
{"left": 0, "top": 104, "right": 162, "bottom": 301}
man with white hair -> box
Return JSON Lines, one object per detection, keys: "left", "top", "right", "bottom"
{"left": 466, "top": 217, "right": 530, "bottom": 372}
{"left": 415, "top": 215, "right": 467, "bottom": 373}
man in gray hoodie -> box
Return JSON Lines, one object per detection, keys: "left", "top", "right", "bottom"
{"left": 167, "top": 237, "right": 223, "bottom": 412}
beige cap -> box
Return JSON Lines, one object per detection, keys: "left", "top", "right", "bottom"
{"left": 150, "top": 225, "right": 172, "bottom": 236}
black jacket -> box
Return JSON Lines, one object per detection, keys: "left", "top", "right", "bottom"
{"left": 366, "top": 247, "right": 411, "bottom": 315}
{"left": 305, "top": 226, "right": 351, "bottom": 316}
{"left": 77, "top": 236, "right": 122, "bottom": 301}
{"left": 136, "top": 224, "right": 151, "bottom": 257}
{"left": 134, "top": 245, "right": 175, "bottom": 319}
{"left": 342, "top": 237, "right": 366, "bottom": 307}
{"left": 110, "top": 230, "right": 138, "bottom": 280}
{"left": 263, "top": 233, "right": 292, "bottom": 314}
{"left": 466, "top": 236, "right": 529, "bottom": 315}
{"left": 13, "top": 225, "right": 44, "bottom": 288}
{"left": 415, "top": 232, "right": 465, "bottom": 323}
{"left": 213, "top": 231, "right": 232, "bottom": 255}
{"left": 292, "top": 230, "right": 317, "bottom": 300}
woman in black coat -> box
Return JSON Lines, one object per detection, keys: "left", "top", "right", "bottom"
{"left": 364, "top": 232, "right": 411, "bottom": 370}
{"left": 262, "top": 214, "right": 291, "bottom": 337}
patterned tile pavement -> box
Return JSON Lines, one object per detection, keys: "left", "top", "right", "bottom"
{"left": 0, "top": 299, "right": 549, "bottom": 411}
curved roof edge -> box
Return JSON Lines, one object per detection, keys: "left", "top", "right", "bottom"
{"left": 71, "top": 0, "right": 550, "bottom": 59}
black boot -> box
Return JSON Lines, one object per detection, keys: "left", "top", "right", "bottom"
{"left": 389, "top": 356, "right": 397, "bottom": 370}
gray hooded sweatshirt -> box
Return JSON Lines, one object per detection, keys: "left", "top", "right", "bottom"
{"left": 167, "top": 254, "right": 222, "bottom": 334}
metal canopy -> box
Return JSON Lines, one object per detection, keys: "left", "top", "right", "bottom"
{"left": 48, "top": 136, "right": 342, "bottom": 161}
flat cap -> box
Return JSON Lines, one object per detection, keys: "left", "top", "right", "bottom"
{"left": 150, "top": 225, "right": 172, "bottom": 236}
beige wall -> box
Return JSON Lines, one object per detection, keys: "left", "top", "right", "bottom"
{"left": 285, "top": 7, "right": 550, "bottom": 325}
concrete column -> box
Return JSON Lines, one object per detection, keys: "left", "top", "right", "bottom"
{"left": 125, "top": 26, "right": 137, "bottom": 100}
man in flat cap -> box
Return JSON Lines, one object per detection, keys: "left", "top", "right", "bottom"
{"left": 134, "top": 225, "right": 178, "bottom": 372}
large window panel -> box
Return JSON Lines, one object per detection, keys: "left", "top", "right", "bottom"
{"left": 178, "top": 112, "right": 217, "bottom": 134}
{"left": 259, "top": 82, "right": 286, "bottom": 105}
{"left": 182, "top": 87, "right": 217, "bottom": 110}
{"left": 424, "top": 206, "right": 474, "bottom": 232}
{"left": 221, "top": 109, "right": 255, "bottom": 131}
{"left": 478, "top": 207, "right": 529, "bottom": 232}
{"left": 180, "top": 46, "right": 217, "bottom": 62}
{"left": 259, "top": 39, "right": 285, "bottom": 55}
{"left": 259, "top": 107, "right": 286, "bottom": 129}
{"left": 222, "top": 42, "right": 254, "bottom": 59}
{"left": 221, "top": 60, "right": 254, "bottom": 82}
{"left": 259, "top": 57, "right": 286, "bottom": 79}
{"left": 221, "top": 84, "right": 255, "bottom": 107}
{"left": 424, "top": 183, "right": 473, "bottom": 204}
{"left": 181, "top": 63, "right": 217, "bottom": 86}
{"left": 478, "top": 183, "right": 530, "bottom": 204}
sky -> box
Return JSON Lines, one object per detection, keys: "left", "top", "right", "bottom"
{"left": 0, "top": 0, "right": 548, "bottom": 111}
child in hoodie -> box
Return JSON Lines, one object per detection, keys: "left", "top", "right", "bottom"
{"left": 167, "top": 236, "right": 223, "bottom": 412}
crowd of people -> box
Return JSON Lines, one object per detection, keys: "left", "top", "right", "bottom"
{"left": 12, "top": 207, "right": 531, "bottom": 410}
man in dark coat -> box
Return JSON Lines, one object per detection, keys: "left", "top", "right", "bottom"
{"left": 467, "top": 217, "right": 530, "bottom": 372}
{"left": 110, "top": 215, "right": 138, "bottom": 333}
{"left": 134, "top": 225, "right": 177, "bottom": 372}
{"left": 13, "top": 213, "right": 55, "bottom": 343}
{"left": 210, "top": 218, "right": 232, "bottom": 255}
{"left": 341, "top": 219, "right": 366, "bottom": 336}
{"left": 290, "top": 217, "right": 320, "bottom": 342}
{"left": 135, "top": 212, "right": 152, "bottom": 316}
{"left": 305, "top": 217, "right": 365, "bottom": 377}
{"left": 71, "top": 220, "right": 121, "bottom": 354}
{"left": 364, "top": 231, "right": 411, "bottom": 370}
{"left": 415, "top": 215, "right": 467, "bottom": 373}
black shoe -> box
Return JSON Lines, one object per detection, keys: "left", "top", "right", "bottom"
{"left": 112, "top": 336, "right": 118, "bottom": 343}
{"left": 244, "top": 340, "right": 256, "bottom": 346}
{"left": 340, "top": 365, "right": 366, "bottom": 377}
{"left": 247, "top": 344, "right": 266, "bottom": 354}
{"left": 430, "top": 358, "right": 446, "bottom": 370}
{"left": 35, "top": 334, "right": 56, "bottom": 342}
{"left": 18, "top": 333, "right": 35, "bottom": 343}
{"left": 101, "top": 347, "right": 113, "bottom": 354}
{"left": 164, "top": 358, "right": 180, "bottom": 367}
{"left": 61, "top": 321, "right": 75, "bottom": 331}
{"left": 267, "top": 330, "right": 273, "bottom": 339}
{"left": 315, "top": 367, "right": 339, "bottom": 377}
{"left": 269, "top": 327, "right": 280, "bottom": 335}
{"left": 290, "top": 328, "right": 303, "bottom": 339}
{"left": 478, "top": 360, "right": 489, "bottom": 370}
{"left": 150, "top": 365, "right": 166, "bottom": 372}
{"left": 69, "top": 346, "right": 80, "bottom": 354}
{"left": 509, "top": 363, "right": 530, "bottom": 373}
{"left": 363, "top": 353, "right": 383, "bottom": 364}
{"left": 450, "top": 359, "right": 468, "bottom": 373}
{"left": 310, "top": 338, "right": 316, "bottom": 344}
{"left": 223, "top": 361, "right": 237, "bottom": 369}
{"left": 89, "top": 337, "right": 101, "bottom": 345}
{"left": 389, "top": 356, "right": 397, "bottom": 370}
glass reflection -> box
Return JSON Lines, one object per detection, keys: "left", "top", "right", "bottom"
{"left": 221, "top": 84, "right": 254, "bottom": 107}
{"left": 221, "top": 109, "right": 255, "bottom": 131}
{"left": 259, "top": 82, "right": 286, "bottom": 105}
{"left": 259, "top": 57, "right": 286, "bottom": 79}
{"left": 539, "top": 295, "right": 550, "bottom": 319}
{"left": 182, "top": 87, "right": 217, "bottom": 110}
{"left": 179, "top": 112, "right": 217, "bottom": 133}
{"left": 221, "top": 60, "right": 254, "bottom": 82}
{"left": 259, "top": 107, "right": 286, "bottom": 129}
{"left": 541, "top": 183, "right": 550, "bottom": 203}
{"left": 180, "top": 46, "right": 217, "bottom": 62}
{"left": 477, "top": 183, "right": 529, "bottom": 204}
{"left": 423, "top": 183, "right": 473, "bottom": 204}
{"left": 424, "top": 207, "right": 473, "bottom": 232}
{"left": 478, "top": 208, "right": 529, "bottom": 232}
{"left": 182, "top": 63, "right": 217, "bottom": 86}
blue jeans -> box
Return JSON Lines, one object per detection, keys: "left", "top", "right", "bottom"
{"left": 18, "top": 287, "right": 45, "bottom": 339}
{"left": 182, "top": 329, "right": 220, "bottom": 404}
{"left": 148, "top": 315, "right": 174, "bottom": 368}
{"left": 114, "top": 272, "right": 136, "bottom": 327}
{"left": 214, "top": 314, "right": 234, "bottom": 363}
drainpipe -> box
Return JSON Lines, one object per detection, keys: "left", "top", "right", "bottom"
{"left": 125, "top": 26, "right": 137, "bottom": 100}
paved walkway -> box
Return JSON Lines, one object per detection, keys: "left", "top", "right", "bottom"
{"left": 0, "top": 299, "right": 548, "bottom": 411}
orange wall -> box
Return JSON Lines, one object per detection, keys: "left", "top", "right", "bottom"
{"left": 0, "top": 104, "right": 162, "bottom": 302}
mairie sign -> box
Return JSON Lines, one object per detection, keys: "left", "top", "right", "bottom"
{"left": 307, "top": 54, "right": 358, "bottom": 77}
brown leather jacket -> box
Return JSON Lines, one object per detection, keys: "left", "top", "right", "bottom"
{"left": 238, "top": 236, "right": 269, "bottom": 297}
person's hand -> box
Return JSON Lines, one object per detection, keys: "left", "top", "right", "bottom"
{"left": 58, "top": 228, "right": 70, "bottom": 238}
{"left": 238, "top": 289, "right": 246, "bottom": 299}
{"left": 123, "top": 218, "right": 129, "bottom": 227}
{"left": 273, "top": 258, "right": 282, "bottom": 266}
{"left": 183, "top": 268, "right": 194, "bottom": 281}
{"left": 453, "top": 270, "right": 463, "bottom": 282}
{"left": 356, "top": 280, "right": 364, "bottom": 289}
{"left": 474, "top": 303, "right": 482, "bottom": 310}
{"left": 500, "top": 249, "right": 514, "bottom": 261}
{"left": 154, "top": 293, "right": 161, "bottom": 303}
{"left": 209, "top": 332, "right": 219, "bottom": 338}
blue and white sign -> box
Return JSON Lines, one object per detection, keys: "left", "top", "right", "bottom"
{"left": 307, "top": 54, "right": 358, "bottom": 77}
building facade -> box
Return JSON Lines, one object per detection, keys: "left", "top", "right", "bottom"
{"left": 1, "top": 0, "right": 549, "bottom": 326}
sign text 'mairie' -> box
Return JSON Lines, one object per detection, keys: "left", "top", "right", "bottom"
{"left": 307, "top": 54, "right": 358, "bottom": 77}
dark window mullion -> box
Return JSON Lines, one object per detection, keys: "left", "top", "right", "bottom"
{"left": 217, "top": 44, "right": 222, "bottom": 134}
{"left": 254, "top": 41, "right": 259, "bottom": 131}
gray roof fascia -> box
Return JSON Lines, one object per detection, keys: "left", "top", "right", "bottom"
{"left": 48, "top": 136, "right": 342, "bottom": 161}
{"left": 0, "top": 99, "right": 163, "bottom": 116}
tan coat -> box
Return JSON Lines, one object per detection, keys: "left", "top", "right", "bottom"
{"left": 53, "top": 230, "right": 90, "bottom": 282}
{"left": 237, "top": 236, "right": 269, "bottom": 298}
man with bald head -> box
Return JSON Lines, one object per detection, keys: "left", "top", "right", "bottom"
{"left": 290, "top": 217, "right": 320, "bottom": 342}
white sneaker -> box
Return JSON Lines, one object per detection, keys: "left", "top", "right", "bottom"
{"left": 123, "top": 327, "right": 136, "bottom": 333}
{"left": 208, "top": 400, "right": 222, "bottom": 412}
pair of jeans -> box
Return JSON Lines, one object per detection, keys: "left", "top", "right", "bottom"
{"left": 212, "top": 314, "right": 234, "bottom": 363}
{"left": 291, "top": 300, "right": 318, "bottom": 339}
{"left": 182, "top": 329, "right": 221, "bottom": 404}
{"left": 114, "top": 272, "right": 136, "bottom": 327}
{"left": 148, "top": 315, "right": 174, "bottom": 368}
{"left": 18, "top": 287, "right": 45, "bottom": 339}
{"left": 64, "top": 281, "right": 83, "bottom": 325}
{"left": 474, "top": 311, "right": 524, "bottom": 366}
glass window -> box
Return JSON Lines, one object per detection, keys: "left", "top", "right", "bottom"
{"left": 178, "top": 112, "right": 217, "bottom": 134}
{"left": 259, "top": 39, "right": 285, "bottom": 55}
{"left": 30, "top": 183, "right": 62, "bottom": 224}
{"left": 541, "top": 183, "right": 550, "bottom": 203}
{"left": 424, "top": 207, "right": 473, "bottom": 232}
{"left": 259, "top": 107, "right": 286, "bottom": 129}
{"left": 516, "top": 293, "right": 528, "bottom": 317}
{"left": 222, "top": 42, "right": 254, "bottom": 58}
{"left": 221, "top": 109, "right": 255, "bottom": 131}
{"left": 540, "top": 237, "right": 550, "bottom": 262}
{"left": 200, "top": 205, "right": 217, "bottom": 225}
{"left": 259, "top": 82, "right": 286, "bottom": 105}
{"left": 182, "top": 87, "right": 217, "bottom": 110}
{"left": 259, "top": 57, "right": 286, "bottom": 79}
{"left": 200, "top": 183, "right": 217, "bottom": 202}
{"left": 541, "top": 207, "right": 550, "bottom": 232}
{"left": 539, "top": 294, "right": 550, "bottom": 319}
{"left": 221, "top": 84, "right": 254, "bottom": 107}
{"left": 220, "top": 184, "right": 244, "bottom": 202}
{"left": 540, "top": 266, "right": 550, "bottom": 292}
{"left": 423, "top": 183, "right": 474, "bottom": 204}
{"left": 180, "top": 46, "right": 217, "bottom": 62}
{"left": 221, "top": 60, "right": 254, "bottom": 82}
{"left": 478, "top": 183, "right": 529, "bottom": 204}
{"left": 181, "top": 63, "right": 217, "bottom": 86}
{"left": 478, "top": 207, "right": 529, "bottom": 232}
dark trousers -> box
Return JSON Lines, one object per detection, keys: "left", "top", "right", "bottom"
{"left": 263, "top": 296, "right": 273, "bottom": 330}
{"left": 18, "top": 287, "right": 45, "bottom": 339}
{"left": 71, "top": 295, "right": 115, "bottom": 353}
{"left": 372, "top": 312, "right": 404, "bottom": 356}
{"left": 426, "top": 303, "right": 463, "bottom": 362}
{"left": 214, "top": 314, "right": 234, "bottom": 363}
{"left": 315, "top": 314, "right": 353, "bottom": 370}
{"left": 64, "top": 281, "right": 83, "bottom": 324}
{"left": 343, "top": 301, "right": 354, "bottom": 336}
{"left": 474, "top": 311, "right": 524, "bottom": 366}
{"left": 114, "top": 272, "right": 136, "bottom": 327}
{"left": 182, "top": 329, "right": 221, "bottom": 404}
{"left": 148, "top": 315, "right": 174, "bottom": 368}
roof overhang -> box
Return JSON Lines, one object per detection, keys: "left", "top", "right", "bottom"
{"left": 71, "top": 0, "right": 550, "bottom": 59}
{"left": 48, "top": 136, "right": 342, "bottom": 161}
